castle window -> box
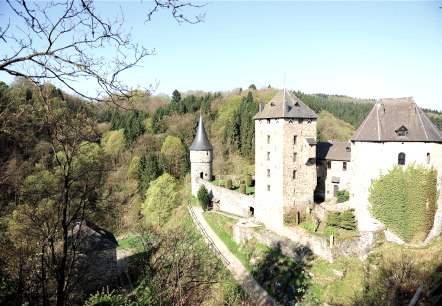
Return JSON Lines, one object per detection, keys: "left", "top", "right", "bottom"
{"left": 327, "top": 161, "right": 331, "bottom": 169}
{"left": 427, "top": 153, "right": 430, "bottom": 164}
{"left": 293, "top": 152, "right": 297, "bottom": 162}
{"left": 295, "top": 101, "right": 300, "bottom": 107}
{"left": 267, "top": 169, "right": 270, "bottom": 178}
{"left": 293, "top": 188, "right": 295, "bottom": 194}
{"left": 293, "top": 135, "right": 297, "bottom": 145}
{"left": 267, "top": 135, "right": 270, "bottom": 144}
{"left": 293, "top": 170, "right": 297, "bottom": 179}
{"left": 298, "top": 118, "right": 303, "bottom": 124}
{"left": 343, "top": 162, "right": 347, "bottom": 171}
{"left": 267, "top": 152, "right": 270, "bottom": 160}
{"left": 289, "top": 119, "right": 293, "bottom": 124}
{"left": 307, "top": 118, "right": 312, "bottom": 124}
{"left": 267, "top": 119, "right": 270, "bottom": 124}
{"left": 267, "top": 185, "right": 270, "bottom": 191}
{"left": 398, "top": 152, "right": 406, "bottom": 165}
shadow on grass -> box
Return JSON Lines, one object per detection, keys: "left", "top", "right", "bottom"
{"left": 247, "top": 240, "right": 313, "bottom": 305}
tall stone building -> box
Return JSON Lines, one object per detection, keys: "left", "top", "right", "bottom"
{"left": 349, "top": 98, "right": 442, "bottom": 232}
{"left": 253, "top": 89, "right": 318, "bottom": 229}
{"left": 190, "top": 115, "right": 213, "bottom": 196}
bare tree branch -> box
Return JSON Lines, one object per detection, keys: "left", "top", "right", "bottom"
{"left": 1, "top": 0, "right": 204, "bottom": 104}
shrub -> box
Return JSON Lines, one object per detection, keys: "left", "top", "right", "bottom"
{"left": 369, "top": 164, "right": 438, "bottom": 243}
{"left": 239, "top": 184, "right": 246, "bottom": 194}
{"left": 225, "top": 178, "right": 233, "bottom": 190}
{"left": 245, "top": 175, "right": 252, "bottom": 187}
{"left": 326, "top": 210, "right": 357, "bottom": 230}
{"left": 197, "top": 185, "right": 210, "bottom": 211}
{"left": 336, "top": 190, "right": 350, "bottom": 203}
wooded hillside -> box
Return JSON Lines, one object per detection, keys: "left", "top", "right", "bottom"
{"left": 1, "top": 79, "right": 441, "bottom": 305}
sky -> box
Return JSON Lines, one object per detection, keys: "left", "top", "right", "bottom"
{"left": 1, "top": 1, "right": 442, "bottom": 110}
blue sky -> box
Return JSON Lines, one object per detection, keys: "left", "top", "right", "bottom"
{"left": 1, "top": 1, "right": 442, "bottom": 110}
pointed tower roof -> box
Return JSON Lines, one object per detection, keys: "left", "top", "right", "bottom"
{"left": 190, "top": 115, "right": 213, "bottom": 151}
{"left": 351, "top": 97, "right": 442, "bottom": 142}
{"left": 253, "top": 89, "right": 318, "bottom": 120}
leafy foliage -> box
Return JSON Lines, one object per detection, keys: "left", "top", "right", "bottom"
{"left": 336, "top": 190, "right": 350, "bottom": 203}
{"left": 326, "top": 210, "right": 357, "bottom": 230}
{"left": 137, "top": 153, "right": 162, "bottom": 200}
{"left": 223, "top": 91, "right": 258, "bottom": 161}
{"left": 197, "top": 184, "right": 210, "bottom": 210}
{"left": 369, "top": 164, "right": 438, "bottom": 243}
{"left": 225, "top": 178, "right": 233, "bottom": 190}
{"left": 142, "top": 173, "right": 179, "bottom": 225}
{"left": 104, "top": 109, "right": 148, "bottom": 145}
{"left": 160, "top": 135, "right": 188, "bottom": 178}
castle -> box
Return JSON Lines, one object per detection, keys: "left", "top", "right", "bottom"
{"left": 190, "top": 90, "right": 442, "bottom": 240}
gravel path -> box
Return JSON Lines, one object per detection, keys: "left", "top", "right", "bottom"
{"left": 189, "top": 205, "right": 278, "bottom": 305}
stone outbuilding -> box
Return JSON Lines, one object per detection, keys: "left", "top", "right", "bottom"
{"left": 71, "top": 220, "right": 119, "bottom": 295}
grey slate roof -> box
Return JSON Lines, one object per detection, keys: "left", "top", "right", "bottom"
{"left": 351, "top": 97, "right": 442, "bottom": 142}
{"left": 317, "top": 141, "right": 351, "bottom": 161}
{"left": 253, "top": 89, "right": 318, "bottom": 120}
{"left": 71, "top": 220, "right": 118, "bottom": 253}
{"left": 190, "top": 115, "right": 213, "bottom": 151}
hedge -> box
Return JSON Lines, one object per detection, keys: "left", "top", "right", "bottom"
{"left": 369, "top": 164, "right": 438, "bottom": 243}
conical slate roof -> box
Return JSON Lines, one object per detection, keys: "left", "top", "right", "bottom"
{"left": 351, "top": 97, "right": 442, "bottom": 142}
{"left": 190, "top": 115, "right": 213, "bottom": 151}
{"left": 253, "top": 89, "right": 318, "bottom": 120}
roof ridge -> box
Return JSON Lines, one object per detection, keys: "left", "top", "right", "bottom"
{"left": 352, "top": 100, "right": 378, "bottom": 140}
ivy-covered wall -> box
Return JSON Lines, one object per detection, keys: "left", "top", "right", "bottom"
{"left": 369, "top": 164, "right": 438, "bottom": 243}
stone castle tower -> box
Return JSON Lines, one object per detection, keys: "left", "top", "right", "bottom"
{"left": 190, "top": 115, "right": 213, "bottom": 196}
{"left": 253, "top": 89, "right": 318, "bottom": 229}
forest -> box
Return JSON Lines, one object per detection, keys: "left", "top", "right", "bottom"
{"left": 1, "top": 77, "right": 442, "bottom": 305}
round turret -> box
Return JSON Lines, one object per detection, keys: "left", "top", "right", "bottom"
{"left": 190, "top": 116, "right": 213, "bottom": 195}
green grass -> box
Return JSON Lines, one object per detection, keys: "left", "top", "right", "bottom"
{"left": 203, "top": 211, "right": 252, "bottom": 270}
{"left": 306, "top": 257, "right": 364, "bottom": 305}
{"left": 117, "top": 233, "right": 143, "bottom": 250}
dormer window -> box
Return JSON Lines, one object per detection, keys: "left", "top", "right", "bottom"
{"left": 395, "top": 125, "right": 408, "bottom": 137}
{"left": 270, "top": 102, "right": 276, "bottom": 107}
{"left": 294, "top": 101, "right": 300, "bottom": 107}
{"left": 346, "top": 147, "right": 351, "bottom": 152}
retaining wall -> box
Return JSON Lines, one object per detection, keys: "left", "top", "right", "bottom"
{"left": 196, "top": 178, "right": 255, "bottom": 217}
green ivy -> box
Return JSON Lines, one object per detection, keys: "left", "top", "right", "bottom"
{"left": 369, "top": 164, "right": 438, "bottom": 243}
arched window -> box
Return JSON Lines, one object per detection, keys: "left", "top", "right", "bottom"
{"left": 398, "top": 152, "right": 406, "bottom": 165}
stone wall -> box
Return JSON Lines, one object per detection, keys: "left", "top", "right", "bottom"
{"left": 190, "top": 150, "right": 213, "bottom": 196}
{"left": 78, "top": 248, "right": 119, "bottom": 296}
{"left": 197, "top": 178, "right": 255, "bottom": 217}
{"left": 325, "top": 160, "right": 351, "bottom": 200}
{"left": 234, "top": 221, "right": 380, "bottom": 262}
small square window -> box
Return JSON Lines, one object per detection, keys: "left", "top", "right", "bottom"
{"left": 343, "top": 162, "right": 347, "bottom": 171}
{"left": 298, "top": 118, "right": 303, "bottom": 124}
{"left": 267, "top": 185, "right": 270, "bottom": 191}
{"left": 267, "top": 119, "right": 271, "bottom": 124}
{"left": 293, "top": 152, "right": 297, "bottom": 162}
